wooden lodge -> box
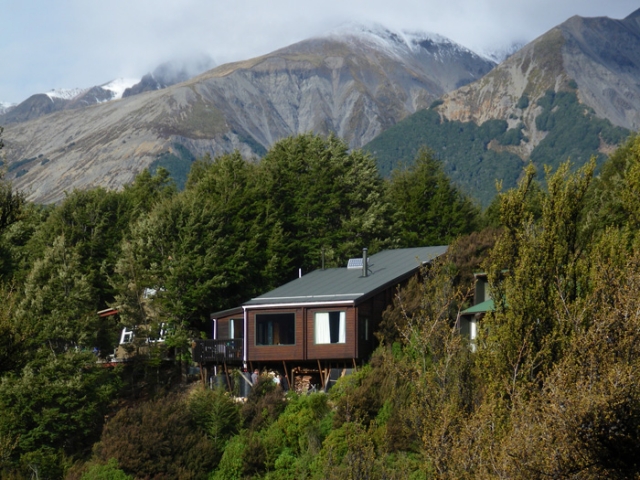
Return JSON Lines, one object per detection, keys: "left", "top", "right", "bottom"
{"left": 193, "top": 246, "right": 448, "bottom": 392}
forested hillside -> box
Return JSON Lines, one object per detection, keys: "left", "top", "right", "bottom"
{"left": 366, "top": 89, "right": 630, "bottom": 206}
{"left": 2, "top": 127, "right": 640, "bottom": 478}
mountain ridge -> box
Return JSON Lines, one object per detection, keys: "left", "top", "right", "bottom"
{"left": 1, "top": 24, "right": 495, "bottom": 203}
{"left": 365, "top": 10, "right": 638, "bottom": 205}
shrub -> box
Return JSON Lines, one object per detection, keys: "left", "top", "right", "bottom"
{"left": 241, "top": 376, "right": 286, "bottom": 431}
{"left": 93, "top": 393, "right": 217, "bottom": 480}
{"left": 81, "top": 459, "right": 133, "bottom": 480}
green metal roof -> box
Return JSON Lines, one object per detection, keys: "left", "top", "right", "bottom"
{"left": 244, "top": 246, "right": 448, "bottom": 307}
{"left": 461, "top": 299, "right": 494, "bottom": 315}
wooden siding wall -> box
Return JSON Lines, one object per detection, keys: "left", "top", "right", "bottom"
{"left": 212, "top": 276, "right": 414, "bottom": 364}
{"left": 356, "top": 289, "right": 391, "bottom": 359}
{"left": 213, "top": 312, "right": 240, "bottom": 340}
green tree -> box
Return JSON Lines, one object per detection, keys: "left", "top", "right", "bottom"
{"left": 258, "top": 133, "right": 391, "bottom": 279}
{"left": 481, "top": 159, "right": 595, "bottom": 414}
{"left": 0, "top": 352, "right": 118, "bottom": 478}
{"left": 586, "top": 134, "right": 640, "bottom": 233}
{"left": 0, "top": 125, "right": 27, "bottom": 280}
{"left": 386, "top": 148, "right": 480, "bottom": 247}
{"left": 12, "top": 235, "right": 101, "bottom": 362}
{"left": 114, "top": 152, "right": 265, "bottom": 340}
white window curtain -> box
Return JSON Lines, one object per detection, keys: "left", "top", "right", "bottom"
{"left": 315, "top": 311, "right": 346, "bottom": 344}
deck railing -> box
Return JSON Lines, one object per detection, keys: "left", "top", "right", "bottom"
{"left": 192, "top": 339, "right": 243, "bottom": 364}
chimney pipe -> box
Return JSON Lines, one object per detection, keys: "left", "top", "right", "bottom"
{"left": 362, "top": 248, "right": 368, "bottom": 277}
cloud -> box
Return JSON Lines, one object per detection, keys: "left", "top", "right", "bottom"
{"left": 0, "top": 0, "right": 638, "bottom": 104}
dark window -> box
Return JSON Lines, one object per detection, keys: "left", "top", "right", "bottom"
{"left": 255, "top": 313, "right": 295, "bottom": 346}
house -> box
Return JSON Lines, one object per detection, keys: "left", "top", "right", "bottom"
{"left": 97, "top": 306, "right": 168, "bottom": 363}
{"left": 193, "top": 245, "right": 448, "bottom": 391}
{"left": 458, "top": 273, "right": 494, "bottom": 350}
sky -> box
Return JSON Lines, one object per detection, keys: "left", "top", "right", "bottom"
{"left": 1, "top": 0, "right": 638, "bottom": 105}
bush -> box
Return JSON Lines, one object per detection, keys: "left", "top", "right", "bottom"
{"left": 81, "top": 459, "right": 133, "bottom": 480}
{"left": 241, "top": 376, "right": 286, "bottom": 431}
{"left": 93, "top": 393, "right": 217, "bottom": 480}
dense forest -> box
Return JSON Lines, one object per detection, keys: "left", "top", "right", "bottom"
{"left": 365, "top": 88, "right": 630, "bottom": 206}
{"left": 1, "top": 126, "right": 640, "bottom": 479}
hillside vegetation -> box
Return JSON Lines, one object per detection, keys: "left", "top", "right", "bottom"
{"left": 366, "top": 88, "right": 630, "bottom": 206}
{"left": 2, "top": 128, "right": 640, "bottom": 478}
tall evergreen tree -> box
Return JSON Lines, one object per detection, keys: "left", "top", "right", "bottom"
{"left": 113, "top": 152, "right": 265, "bottom": 341}
{"left": 258, "top": 133, "right": 391, "bottom": 279}
{"left": 386, "top": 148, "right": 479, "bottom": 247}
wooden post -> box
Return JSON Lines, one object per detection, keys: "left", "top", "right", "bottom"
{"left": 282, "top": 361, "right": 290, "bottom": 390}
{"left": 224, "top": 361, "right": 232, "bottom": 392}
{"left": 317, "top": 359, "right": 325, "bottom": 389}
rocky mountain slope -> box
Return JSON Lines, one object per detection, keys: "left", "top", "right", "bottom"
{"left": 0, "top": 57, "right": 215, "bottom": 126}
{"left": 438, "top": 8, "right": 640, "bottom": 147}
{"left": 0, "top": 79, "right": 138, "bottom": 124}
{"left": 366, "top": 9, "right": 639, "bottom": 205}
{"left": 1, "top": 25, "right": 494, "bottom": 203}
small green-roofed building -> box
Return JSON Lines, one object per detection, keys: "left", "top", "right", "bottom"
{"left": 461, "top": 298, "right": 494, "bottom": 315}
{"left": 458, "top": 273, "right": 494, "bottom": 350}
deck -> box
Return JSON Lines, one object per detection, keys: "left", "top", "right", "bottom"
{"left": 192, "top": 339, "right": 243, "bottom": 364}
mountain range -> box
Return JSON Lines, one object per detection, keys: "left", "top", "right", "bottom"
{"left": 1, "top": 10, "right": 639, "bottom": 205}
{"left": 366, "top": 8, "right": 640, "bottom": 204}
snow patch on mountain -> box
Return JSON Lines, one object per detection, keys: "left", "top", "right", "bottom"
{"left": 324, "top": 22, "right": 485, "bottom": 63}
{"left": 100, "top": 78, "right": 140, "bottom": 100}
{"left": 45, "top": 87, "right": 88, "bottom": 100}
{"left": 478, "top": 42, "right": 524, "bottom": 63}
{"left": 0, "top": 101, "right": 15, "bottom": 114}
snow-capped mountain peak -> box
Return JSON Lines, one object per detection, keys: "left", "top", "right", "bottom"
{"left": 100, "top": 78, "right": 140, "bottom": 101}
{"left": 0, "top": 101, "right": 16, "bottom": 115}
{"left": 477, "top": 42, "right": 525, "bottom": 63}
{"left": 323, "top": 22, "right": 485, "bottom": 63}
{"left": 45, "top": 87, "right": 88, "bottom": 101}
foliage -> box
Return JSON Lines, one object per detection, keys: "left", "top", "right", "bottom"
{"left": 0, "top": 352, "right": 118, "bottom": 478}
{"left": 4, "top": 132, "right": 640, "bottom": 478}
{"left": 365, "top": 108, "right": 525, "bottom": 206}
{"left": 211, "top": 433, "right": 248, "bottom": 480}
{"left": 112, "top": 152, "right": 265, "bottom": 346}
{"left": 531, "top": 90, "right": 629, "bottom": 173}
{"left": 365, "top": 90, "right": 630, "bottom": 207}
{"left": 0, "top": 164, "right": 27, "bottom": 281}
{"left": 258, "top": 133, "right": 391, "bottom": 278}
{"left": 149, "top": 143, "right": 197, "bottom": 190}
{"left": 12, "top": 235, "right": 100, "bottom": 360}
{"left": 187, "top": 386, "right": 240, "bottom": 460}
{"left": 445, "top": 227, "right": 500, "bottom": 290}
{"left": 386, "top": 148, "right": 480, "bottom": 247}
{"left": 585, "top": 134, "right": 640, "bottom": 232}
{"left": 482, "top": 160, "right": 595, "bottom": 399}
{"left": 93, "top": 393, "right": 218, "bottom": 480}
{"left": 80, "top": 459, "right": 133, "bottom": 480}
{"left": 241, "top": 376, "right": 287, "bottom": 431}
